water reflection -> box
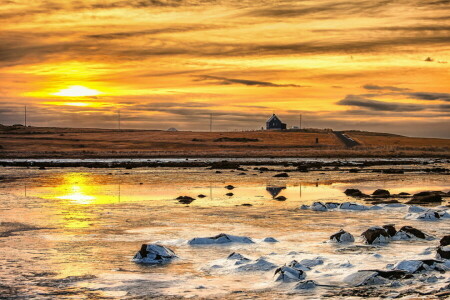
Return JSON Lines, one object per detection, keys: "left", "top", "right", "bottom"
{"left": 266, "top": 186, "right": 286, "bottom": 198}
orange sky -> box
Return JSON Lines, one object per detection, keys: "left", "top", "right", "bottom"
{"left": 1, "top": 0, "right": 449, "bottom": 137}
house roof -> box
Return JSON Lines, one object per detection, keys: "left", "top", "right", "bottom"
{"left": 266, "top": 114, "right": 282, "bottom": 123}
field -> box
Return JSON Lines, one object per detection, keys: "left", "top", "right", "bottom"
{"left": 0, "top": 125, "right": 449, "bottom": 158}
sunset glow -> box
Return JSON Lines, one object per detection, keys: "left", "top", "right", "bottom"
{"left": 53, "top": 86, "right": 102, "bottom": 97}
{"left": 0, "top": 0, "right": 449, "bottom": 137}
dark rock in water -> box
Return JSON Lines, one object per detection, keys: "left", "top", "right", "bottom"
{"left": 398, "top": 192, "right": 410, "bottom": 196}
{"left": 238, "top": 172, "right": 246, "bottom": 175}
{"left": 344, "top": 189, "right": 364, "bottom": 197}
{"left": 197, "top": 194, "right": 207, "bottom": 198}
{"left": 274, "top": 266, "right": 306, "bottom": 282}
{"left": 382, "top": 169, "right": 404, "bottom": 174}
{"left": 176, "top": 196, "right": 195, "bottom": 204}
{"left": 226, "top": 192, "right": 234, "bottom": 196}
{"left": 241, "top": 203, "right": 252, "bottom": 207}
{"left": 133, "top": 244, "right": 177, "bottom": 264}
{"left": 297, "top": 166, "right": 309, "bottom": 172}
{"left": 396, "top": 226, "right": 426, "bottom": 239}
{"left": 330, "top": 229, "right": 355, "bottom": 243}
{"left": 225, "top": 185, "right": 235, "bottom": 190}
{"left": 215, "top": 171, "right": 222, "bottom": 174}
{"left": 273, "top": 173, "right": 289, "bottom": 178}
{"left": 440, "top": 235, "right": 450, "bottom": 246}
{"left": 361, "top": 226, "right": 390, "bottom": 244}
{"left": 39, "top": 166, "right": 46, "bottom": 170}
{"left": 382, "top": 224, "right": 397, "bottom": 237}
{"left": 437, "top": 246, "right": 450, "bottom": 259}
{"left": 188, "top": 233, "right": 254, "bottom": 245}
{"left": 263, "top": 237, "right": 278, "bottom": 243}
{"left": 274, "top": 196, "right": 287, "bottom": 201}
{"left": 372, "top": 189, "right": 390, "bottom": 197}
{"left": 349, "top": 169, "right": 359, "bottom": 173}
{"left": 407, "top": 191, "right": 442, "bottom": 204}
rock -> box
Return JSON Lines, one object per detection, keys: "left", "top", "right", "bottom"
{"left": 392, "top": 226, "right": 429, "bottom": 240}
{"left": 299, "top": 204, "right": 310, "bottom": 210}
{"left": 344, "top": 189, "right": 364, "bottom": 197}
{"left": 330, "top": 229, "right": 355, "bottom": 243}
{"left": 372, "top": 189, "right": 390, "bottom": 197}
{"left": 408, "top": 205, "right": 426, "bottom": 213}
{"left": 440, "top": 235, "right": 450, "bottom": 247}
{"left": 287, "top": 260, "right": 310, "bottom": 271}
{"left": 241, "top": 203, "right": 252, "bottom": 207}
{"left": 274, "top": 266, "right": 306, "bottom": 282}
{"left": 407, "top": 192, "right": 442, "bottom": 204}
{"left": 236, "top": 257, "right": 277, "bottom": 272}
{"left": 393, "top": 259, "right": 443, "bottom": 273}
{"left": 226, "top": 192, "right": 234, "bottom": 196}
{"left": 382, "top": 224, "right": 397, "bottom": 237}
{"left": 273, "top": 173, "right": 289, "bottom": 178}
{"left": 437, "top": 246, "right": 450, "bottom": 259}
{"left": 176, "top": 196, "right": 195, "bottom": 204}
{"left": 299, "top": 258, "right": 324, "bottom": 268}
{"left": 343, "top": 271, "right": 386, "bottom": 286}
{"left": 404, "top": 210, "right": 444, "bottom": 221}
{"left": 311, "top": 202, "right": 328, "bottom": 211}
{"left": 274, "top": 196, "right": 287, "bottom": 201}
{"left": 263, "top": 237, "right": 278, "bottom": 243}
{"left": 361, "top": 226, "right": 390, "bottom": 244}
{"left": 325, "top": 202, "right": 339, "bottom": 209}
{"left": 225, "top": 185, "right": 235, "bottom": 190}
{"left": 398, "top": 192, "right": 410, "bottom": 196}
{"left": 188, "top": 233, "right": 254, "bottom": 245}
{"left": 132, "top": 244, "right": 177, "bottom": 264}
{"left": 294, "top": 280, "right": 317, "bottom": 290}
{"left": 227, "top": 252, "right": 250, "bottom": 262}
{"left": 339, "top": 202, "right": 369, "bottom": 211}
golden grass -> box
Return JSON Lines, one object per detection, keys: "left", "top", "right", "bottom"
{"left": 0, "top": 126, "right": 449, "bottom": 158}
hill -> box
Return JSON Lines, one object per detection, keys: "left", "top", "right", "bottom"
{"left": 0, "top": 125, "right": 449, "bottom": 158}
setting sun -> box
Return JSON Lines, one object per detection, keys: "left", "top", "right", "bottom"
{"left": 53, "top": 85, "right": 102, "bottom": 97}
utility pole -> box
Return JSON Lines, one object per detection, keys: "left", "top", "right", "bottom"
{"left": 209, "top": 113, "right": 212, "bottom": 132}
{"left": 24, "top": 105, "right": 27, "bottom": 127}
{"left": 299, "top": 114, "right": 302, "bottom": 130}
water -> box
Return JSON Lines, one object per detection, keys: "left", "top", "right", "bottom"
{"left": 0, "top": 165, "right": 449, "bottom": 299}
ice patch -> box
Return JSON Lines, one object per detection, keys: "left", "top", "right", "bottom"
{"left": 188, "top": 233, "right": 254, "bottom": 245}
{"left": 132, "top": 244, "right": 177, "bottom": 264}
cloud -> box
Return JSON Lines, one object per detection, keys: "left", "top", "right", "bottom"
{"left": 405, "top": 92, "right": 450, "bottom": 102}
{"left": 337, "top": 95, "right": 430, "bottom": 112}
{"left": 195, "top": 75, "right": 302, "bottom": 87}
{"left": 363, "top": 84, "right": 410, "bottom": 92}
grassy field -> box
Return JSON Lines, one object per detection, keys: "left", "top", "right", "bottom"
{"left": 0, "top": 125, "right": 449, "bottom": 158}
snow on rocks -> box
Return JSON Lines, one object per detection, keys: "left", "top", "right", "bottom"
{"left": 236, "top": 257, "right": 277, "bottom": 272}
{"left": 287, "top": 260, "right": 311, "bottom": 272}
{"left": 274, "top": 266, "right": 306, "bottom": 282}
{"left": 405, "top": 209, "right": 450, "bottom": 221}
{"left": 391, "top": 259, "right": 444, "bottom": 274}
{"left": 132, "top": 244, "right": 177, "bottom": 264}
{"left": 361, "top": 226, "right": 390, "bottom": 244}
{"left": 263, "top": 237, "right": 278, "bottom": 243}
{"left": 311, "top": 202, "right": 328, "bottom": 211}
{"left": 293, "top": 280, "right": 317, "bottom": 290}
{"left": 392, "top": 226, "right": 433, "bottom": 241}
{"left": 344, "top": 270, "right": 410, "bottom": 286}
{"left": 330, "top": 229, "right": 355, "bottom": 243}
{"left": 188, "top": 233, "right": 254, "bottom": 245}
{"left": 339, "top": 202, "right": 369, "bottom": 211}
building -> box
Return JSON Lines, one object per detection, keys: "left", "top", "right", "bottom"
{"left": 266, "top": 114, "right": 286, "bottom": 130}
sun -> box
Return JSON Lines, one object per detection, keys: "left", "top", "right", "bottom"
{"left": 53, "top": 85, "right": 102, "bottom": 97}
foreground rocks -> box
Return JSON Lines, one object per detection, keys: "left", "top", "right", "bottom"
{"left": 330, "top": 229, "right": 355, "bottom": 243}
{"left": 437, "top": 235, "right": 450, "bottom": 259}
{"left": 133, "top": 244, "right": 177, "bottom": 264}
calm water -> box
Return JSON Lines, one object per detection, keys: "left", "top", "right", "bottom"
{"left": 0, "top": 165, "right": 449, "bottom": 299}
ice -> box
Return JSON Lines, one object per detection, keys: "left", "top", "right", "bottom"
{"left": 188, "top": 233, "right": 254, "bottom": 245}
{"left": 274, "top": 266, "right": 306, "bottom": 282}
{"left": 132, "top": 244, "right": 177, "bottom": 264}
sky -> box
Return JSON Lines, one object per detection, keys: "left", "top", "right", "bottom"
{"left": 0, "top": 0, "right": 449, "bottom": 137}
